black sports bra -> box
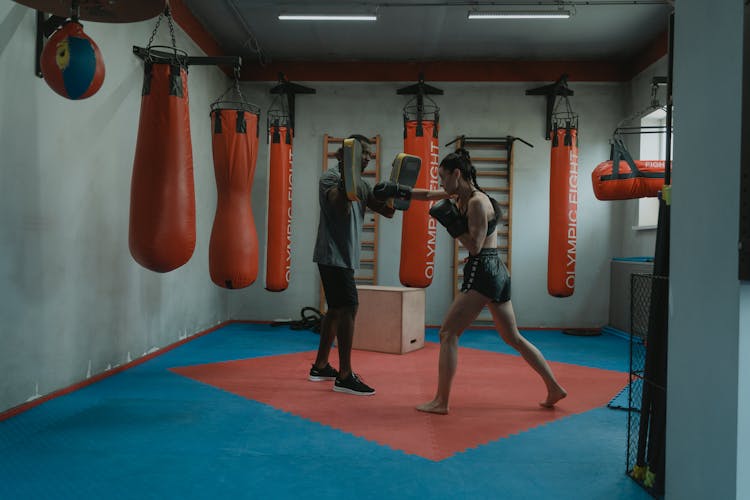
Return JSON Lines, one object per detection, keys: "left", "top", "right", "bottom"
{"left": 486, "top": 196, "right": 502, "bottom": 236}
{"left": 459, "top": 191, "right": 502, "bottom": 236}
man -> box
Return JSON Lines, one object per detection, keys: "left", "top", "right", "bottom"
{"left": 310, "top": 135, "right": 395, "bottom": 395}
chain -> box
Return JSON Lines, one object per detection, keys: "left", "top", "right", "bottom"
{"left": 167, "top": 8, "right": 177, "bottom": 50}
{"left": 145, "top": 14, "right": 162, "bottom": 48}
{"left": 232, "top": 65, "right": 245, "bottom": 103}
{"left": 145, "top": 7, "right": 178, "bottom": 52}
{"left": 552, "top": 94, "right": 576, "bottom": 122}
{"left": 649, "top": 81, "right": 660, "bottom": 107}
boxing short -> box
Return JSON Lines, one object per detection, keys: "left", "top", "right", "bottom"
{"left": 461, "top": 248, "right": 511, "bottom": 303}
{"left": 318, "top": 264, "right": 358, "bottom": 308}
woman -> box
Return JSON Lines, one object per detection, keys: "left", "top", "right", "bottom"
{"left": 377, "top": 149, "right": 567, "bottom": 414}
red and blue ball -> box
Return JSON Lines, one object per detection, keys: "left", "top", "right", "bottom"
{"left": 40, "top": 22, "right": 105, "bottom": 100}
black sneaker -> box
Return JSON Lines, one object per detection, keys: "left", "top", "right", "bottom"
{"left": 308, "top": 363, "right": 339, "bottom": 382}
{"left": 333, "top": 372, "right": 376, "bottom": 396}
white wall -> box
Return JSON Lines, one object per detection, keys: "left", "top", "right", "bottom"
{"left": 0, "top": 3, "right": 231, "bottom": 413}
{"left": 668, "top": 1, "right": 745, "bottom": 498}
{"left": 228, "top": 81, "right": 627, "bottom": 328}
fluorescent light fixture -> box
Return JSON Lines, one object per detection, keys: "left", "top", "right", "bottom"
{"left": 468, "top": 10, "right": 571, "bottom": 19}
{"left": 279, "top": 14, "right": 377, "bottom": 21}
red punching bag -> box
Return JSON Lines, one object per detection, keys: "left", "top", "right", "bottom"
{"left": 129, "top": 53, "right": 195, "bottom": 273}
{"left": 265, "top": 114, "right": 293, "bottom": 292}
{"left": 592, "top": 138, "right": 665, "bottom": 200}
{"left": 548, "top": 121, "right": 578, "bottom": 297}
{"left": 209, "top": 101, "right": 261, "bottom": 289}
{"left": 401, "top": 108, "right": 440, "bottom": 288}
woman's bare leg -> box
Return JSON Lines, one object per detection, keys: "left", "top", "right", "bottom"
{"left": 488, "top": 300, "right": 567, "bottom": 407}
{"left": 417, "top": 290, "right": 487, "bottom": 415}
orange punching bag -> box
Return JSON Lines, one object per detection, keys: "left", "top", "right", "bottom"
{"left": 208, "top": 102, "right": 261, "bottom": 289}
{"left": 401, "top": 114, "right": 440, "bottom": 288}
{"left": 548, "top": 122, "right": 578, "bottom": 297}
{"left": 129, "top": 57, "right": 195, "bottom": 272}
{"left": 265, "top": 115, "right": 293, "bottom": 292}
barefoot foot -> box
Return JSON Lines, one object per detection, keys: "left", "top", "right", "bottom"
{"left": 416, "top": 400, "right": 449, "bottom": 415}
{"left": 540, "top": 387, "right": 567, "bottom": 408}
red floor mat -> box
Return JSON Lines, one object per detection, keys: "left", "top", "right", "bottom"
{"left": 171, "top": 343, "right": 626, "bottom": 461}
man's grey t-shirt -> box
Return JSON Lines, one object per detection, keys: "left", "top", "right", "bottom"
{"left": 313, "top": 167, "right": 373, "bottom": 270}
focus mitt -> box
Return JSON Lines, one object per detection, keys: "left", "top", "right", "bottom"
{"left": 341, "top": 138, "right": 362, "bottom": 201}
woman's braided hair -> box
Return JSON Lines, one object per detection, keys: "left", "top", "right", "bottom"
{"left": 440, "top": 148, "right": 486, "bottom": 194}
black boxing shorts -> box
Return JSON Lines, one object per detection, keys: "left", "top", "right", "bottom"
{"left": 461, "top": 248, "right": 511, "bottom": 303}
{"left": 318, "top": 264, "right": 358, "bottom": 308}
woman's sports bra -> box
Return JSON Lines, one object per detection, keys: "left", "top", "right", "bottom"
{"left": 459, "top": 191, "right": 503, "bottom": 236}
{"left": 486, "top": 196, "right": 502, "bottom": 236}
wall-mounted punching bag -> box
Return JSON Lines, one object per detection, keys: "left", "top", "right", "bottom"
{"left": 265, "top": 116, "right": 293, "bottom": 292}
{"left": 400, "top": 114, "right": 440, "bottom": 288}
{"left": 208, "top": 103, "right": 261, "bottom": 289}
{"left": 129, "top": 54, "right": 195, "bottom": 273}
{"left": 548, "top": 122, "right": 578, "bottom": 297}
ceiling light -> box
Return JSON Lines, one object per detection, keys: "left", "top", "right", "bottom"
{"left": 278, "top": 14, "right": 377, "bottom": 21}
{"left": 468, "top": 10, "right": 571, "bottom": 20}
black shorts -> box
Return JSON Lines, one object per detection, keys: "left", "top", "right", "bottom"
{"left": 461, "top": 248, "right": 511, "bottom": 303}
{"left": 318, "top": 264, "right": 358, "bottom": 308}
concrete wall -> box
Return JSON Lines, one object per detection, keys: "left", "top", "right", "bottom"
{"left": 0, "top": 3, "right": 231, "bottom": 413}
{"left": 667, "top": 1, "right": 745, "bottom": 498}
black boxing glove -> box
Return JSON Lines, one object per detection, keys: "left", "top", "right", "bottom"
{"left": 429, "top": 199, "right": 468, "bottom": 238}
{"left": 373, "top": 181, "right": 412, "bottom": 201}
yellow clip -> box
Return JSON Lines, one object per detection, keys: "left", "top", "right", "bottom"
{"left": 643, "top": 468, "right": 656, "bottom": 488}
{"left": 660, "top": 184, "right": 671, "bottom": 206}
{"left": 630, "top": 465, "right": 646, "bottom": 481}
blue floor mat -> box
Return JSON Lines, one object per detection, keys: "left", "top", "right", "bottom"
{"left": 0, "top": 324, "right": 652, "bottom": 500}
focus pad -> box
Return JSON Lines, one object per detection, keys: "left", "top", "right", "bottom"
{"left": 342, "top": 138, "right": 362, "bottom": 201}
{"left": 388, "top": 153, "right": 421, "bottom": 209}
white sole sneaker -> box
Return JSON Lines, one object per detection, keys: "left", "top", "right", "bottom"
{"left": 332, "top": 385, "right": 376, "bottom": 396}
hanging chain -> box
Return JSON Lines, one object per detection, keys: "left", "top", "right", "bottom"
{"left": 145, "top": 14, "right": 162, "bottom": 48}
{"left": 232, "top": 65, "right": 245, "bottom": 103}
{"left": 145, "top": 7, "right": 178, "bottom": 52}
{"left": 649, "top": 81, "right": 660, "bottom": 107}
{"left": 552, "top": 94, "right": 576, "bottom": 121}
{"left": 166, "top": 8, "right": 177, "bottom": 50}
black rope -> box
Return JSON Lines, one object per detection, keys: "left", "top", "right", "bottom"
{"left": 271, "top": 307, "right": 324, "bottom": 334}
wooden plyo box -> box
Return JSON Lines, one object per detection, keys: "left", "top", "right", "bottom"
{"left": 353, "top": 285, "right": 425, "bottom": 354}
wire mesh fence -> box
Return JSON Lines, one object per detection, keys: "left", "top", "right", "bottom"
{"left": 626, "top": 273, "right": 668, "bottom": 498}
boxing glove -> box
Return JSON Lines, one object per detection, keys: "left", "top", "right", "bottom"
{"left": 429, "top": 199, "right": 468, "bottom": 238}
{"left": 373, "top": 181, "right": 412, "bottom": 201}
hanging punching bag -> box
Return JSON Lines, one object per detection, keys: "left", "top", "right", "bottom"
{"left": 401, "top": 114, "right": 440, "bottom": 288}
{"left": 208, "top": 103, "right": 261, "bottom": 289}
{"left": 265, "top": 115, "right": 293, "bottom": 292}
{"left": 129, "top": 55, "right": 195, "bottom": 273}
{"left": 547, "top": 122, "right": 578, "bottom": 297}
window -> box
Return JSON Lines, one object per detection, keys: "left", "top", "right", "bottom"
{"left": 635, "top": 109, "right": 667, "bottom": 229}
